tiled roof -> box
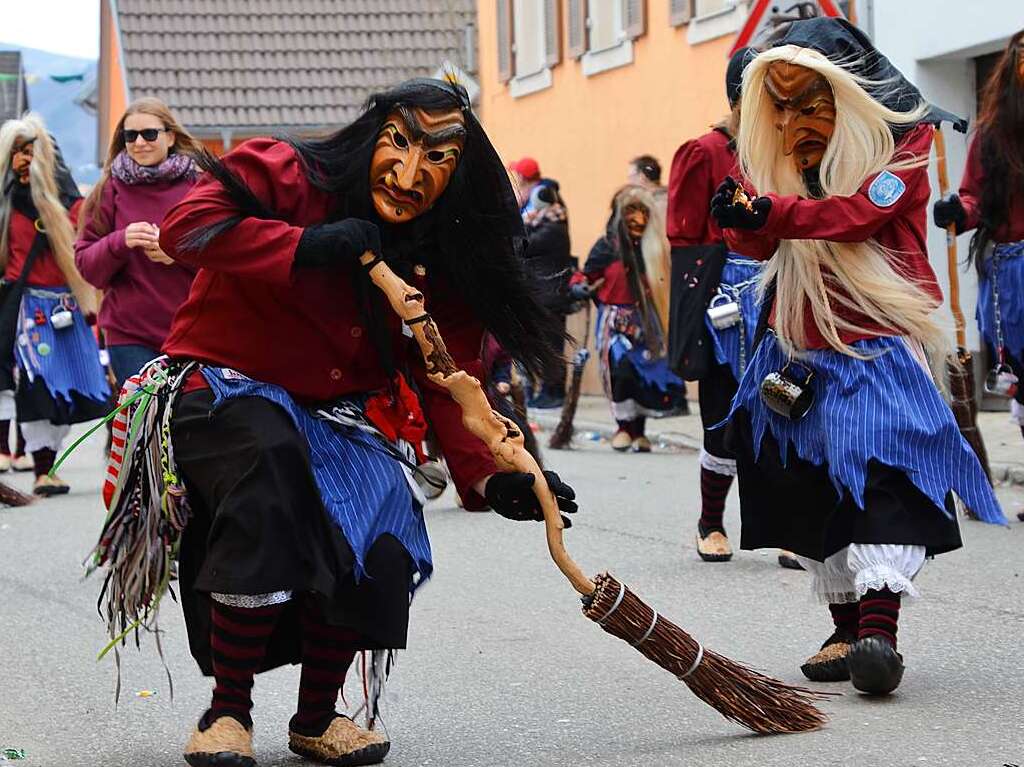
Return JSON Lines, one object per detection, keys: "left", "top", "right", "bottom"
{"left": 0, "top": 51, "right": 29, "bottom": 122}
{"left": 115, "top": 0, "right": 475, "bottom": 134}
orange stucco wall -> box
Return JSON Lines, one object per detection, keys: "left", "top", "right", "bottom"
{"left": 478, "top": 2, "right": 734, "bottom": 399}
{"left": 477, "top": 1, "right": 735, "bottom": 259}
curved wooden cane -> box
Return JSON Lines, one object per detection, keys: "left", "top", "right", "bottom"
{"left": 360, "top": 254, "right": 595, "bottom": 596}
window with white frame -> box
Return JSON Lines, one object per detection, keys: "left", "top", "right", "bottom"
{"left": 503, "top": 0, "right": 557, "bottom": 98}
{"left": 694, "top": 0, "right": 729, "bottom": 17}
{"left": 581, "top": 1, "right": 634, "bottom": 77}
{"left": 687, "top": 0, "right": 746, "bottom": 44}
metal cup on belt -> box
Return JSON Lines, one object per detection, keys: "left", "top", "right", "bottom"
{"left": 707, "top": 291, "right": 741, "bottom": 329}
{"left": 760, "top": 360, "right": 815, "bottom": 420}
{"left": 984, "top": 362, "right": 1019, "bottom": 398}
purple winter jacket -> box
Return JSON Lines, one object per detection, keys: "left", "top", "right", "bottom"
{"left": 75, "top": 174, "right": 198, "bottom": 350}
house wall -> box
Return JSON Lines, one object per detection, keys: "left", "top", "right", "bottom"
{"left": 477, "top": 1, "right": 735, "bottom": 261}
{"left": 477, "top": 1, "right": 740, "bottom": 399}
{"left": 871, "top": 0, "right": 1024, "bottom": 353}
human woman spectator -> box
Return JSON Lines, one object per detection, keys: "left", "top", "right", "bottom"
{"left": 75, "top": 97, "right": 202, "bottom": 390}
{"left": 570, "top": 185, "right": 686, "bottom": 451}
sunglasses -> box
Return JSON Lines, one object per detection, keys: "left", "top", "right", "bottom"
{"left": 122, "top": 128, "right": 169, "bottom": 143}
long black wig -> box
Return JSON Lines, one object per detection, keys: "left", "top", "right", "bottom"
{"left": 970, "top": 29, "right": 1024, "bottom": 270}
{"left": 182, "top": 77, "right": 562, "bottom": 381}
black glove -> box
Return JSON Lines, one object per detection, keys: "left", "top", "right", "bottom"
{"left": 485, "top": 470, "right": 578, "bottom": 528}
{"left": 294, "top": 218, "right": 381, "bottom": 268}
{"left": 933, "top": 194, "right": 966, "bottom": 232}
{"left": 710, "top": 176, "right": 772, "bottom": 231}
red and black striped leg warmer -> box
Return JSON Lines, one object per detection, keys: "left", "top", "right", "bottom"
{"left": 828, "top": 601, "right": 859, "bottom": 636}
{"left": 858, "top": 588, "right": 901, "bottom": 649}
{"left": 207, "top": 600, "right": 286, "bottom": 729}
{"left": 0, "top": 420, "right": 10, "bottom": 455}
{"left": 289, "top": 600, "right": 360, "bottom": 738}
{"left": 698, "top": 467, "right": 733, "bottom": 534}
{"left": 15, "top": 424, "right": 25, "bottom": 458}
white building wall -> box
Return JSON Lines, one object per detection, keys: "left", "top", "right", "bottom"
{"left": 870, "top": 0, "right": 1024, "bottom": 351}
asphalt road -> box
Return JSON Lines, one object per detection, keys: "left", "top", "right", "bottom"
{"left": 1, "top": 425, "right": 1022, "bottom": 767}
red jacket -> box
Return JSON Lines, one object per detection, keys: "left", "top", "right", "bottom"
{"left": 725, "top": 123, "right": 942, "bottom": 349}
{"left": 959, "top": 132, "right": 1024, "bottom": 243}
{"left": 159, "top": 138, "right": 496, "bottom": 506}
{"left": 5, "top": 199, "right": 83, "bottom": 286}
{"left": 667, "top": 128, "right": 737, "bottom": 247}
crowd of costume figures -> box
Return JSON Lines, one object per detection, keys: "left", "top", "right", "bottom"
{"left": 1, "top": 16, "right": 1021, "bottom": 767}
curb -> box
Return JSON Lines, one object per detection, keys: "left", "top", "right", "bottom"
{"left": 530, "top": 411, "right": 700, "bottom": 452}
{"left": 531, "top": 411, "right": 1024, "bottom": 488}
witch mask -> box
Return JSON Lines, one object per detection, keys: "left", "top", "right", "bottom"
{"left": 765, "top": 61, "right": 836, "bottom": 172}
{"left": 369, "top": 105, "right": 466, "bottom": 224}
{"left": 10, "top": 138, "right": 35, "bottom": 185}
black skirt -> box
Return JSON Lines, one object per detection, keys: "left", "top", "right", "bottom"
{"left": 172, "top": 389, "right": 413, "bottom": 677}
{"left": 727, "top": 408, "right": 962, "bottom": 562}
{"left": 15, "top": 374, "right": 110, "bottom": 424}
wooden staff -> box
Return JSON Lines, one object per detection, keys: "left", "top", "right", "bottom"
{"left": 934, "top": 126, "right": 992, "bottom": 482}
{"left": 360, "top": 253, "right": 830, "bottom": 734}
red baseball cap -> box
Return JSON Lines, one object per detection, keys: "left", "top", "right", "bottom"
{"left": 509, "top": 157, "right": 541, "bottom": 181}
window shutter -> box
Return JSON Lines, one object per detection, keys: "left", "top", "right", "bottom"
{"left": 497, "top": 0, "right": 514, "bottom": 83}
{"left": 567, "top": 0, "right": 588, "bottom": 59}
{"left": 544, "top": 0, "right": 561, "bottom": 67}
{"left": 623, "top": 0, "right": 646, "bottom": 39}
{"left": 669, "top": 0, "right": 693, "bottom": 26}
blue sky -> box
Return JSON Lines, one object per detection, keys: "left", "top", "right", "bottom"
{"left": 2, "top": 0, "right": 100, "bottom": 60}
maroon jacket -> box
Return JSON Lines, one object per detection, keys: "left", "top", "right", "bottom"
{"left": 724, "top": 123, "right": 942, "bottom": 349}
{"left": 75, "top": 175, "right": 197, "bottom": 349}
{"left": 159, "top": 138, "right": 496, "bottom": 505}
{"left": 958, "top": 132, "right": 1024, "bottom": 243}
{"left": 667, "top": 128, "right": 737, "bottom": 248}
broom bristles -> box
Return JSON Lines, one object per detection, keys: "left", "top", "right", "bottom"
{"left": 0, "top": 481, "right": 33, "bottom": 507}
{"left": 583, "top": 573, "right": 832, "bottom": 735}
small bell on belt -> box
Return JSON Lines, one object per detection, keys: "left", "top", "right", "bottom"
{"left": 707, "top": 291, "right": 741, "bottom": 329}
{"left": 760, "top": 360, "right": 815, "bottom": 420}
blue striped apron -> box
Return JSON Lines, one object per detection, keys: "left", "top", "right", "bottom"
{"left": 14, "top": 286, "right": 109, "bottom": 407}
{"left": 202, "top": 367, "right": 433, "bottom": 590}
{"left": 977, "top": 240, "right": 1024, "bottom": 359}
{"left": 705, "top": 254, "right": 763, "bottom": 381}
{"left": 723, "top": 333, "right": 1005, "bottom": 525}
{"left": 595, "top": 303, "right": 685, "bottom": 416}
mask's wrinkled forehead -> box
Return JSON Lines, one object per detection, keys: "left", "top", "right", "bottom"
{"left": 764, "top": 61, "right": 833, "bottom": 110}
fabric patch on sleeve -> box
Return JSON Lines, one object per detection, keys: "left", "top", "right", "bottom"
{"left": 867, "top": 170, "right": 906, "bottom": 208}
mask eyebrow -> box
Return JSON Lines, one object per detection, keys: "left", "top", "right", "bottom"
{"left": 395, "top": 105, "right": 465, "bottom": 148}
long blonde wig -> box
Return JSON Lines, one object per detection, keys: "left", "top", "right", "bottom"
{"left": 738, "top": 45, "right": 943, "bottom": 358}
{"left": 611, "top": 184, "right": 672, "bottom": 335}
{"left": 0, "top": 113, "right": 97, "bottom": 314}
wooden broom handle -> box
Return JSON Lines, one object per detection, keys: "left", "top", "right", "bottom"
{"left": 934, "top": 125, "right": 967, "bottom": 349}
{"left": 359, "top": 253, "right": 596, "bottom": 596}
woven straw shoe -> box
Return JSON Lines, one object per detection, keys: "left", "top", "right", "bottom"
{"left": 183, "top": 716, "right": 255, "bottom": 767}
{"left": 289, "top": 716, "right": 390, "bottom": 766}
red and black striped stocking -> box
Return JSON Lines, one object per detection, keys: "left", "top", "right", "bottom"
{"left": 698, "top": 467, "right": 733, "bottom": 534}
{"left": 289, "top": 600, "right": 360, "bottom": 737}
{"left": 207, "top": 600, "right": 286, "bottom": 729}
{"left": 858, "top": 588, "right": 901, "bottom": 649}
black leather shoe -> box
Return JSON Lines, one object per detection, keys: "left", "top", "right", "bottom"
{"left": 847, "top": 636, "right": 904, "bottom": 695}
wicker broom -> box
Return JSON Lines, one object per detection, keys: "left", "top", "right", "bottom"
{"left": 933, "top": 125, "right": 992, "bottom": 485}
{"left": 361, "top": 254, "right": 830, "bottom": 735}
{"left": 0, "top": 481, "right": 32, "bottom": 507}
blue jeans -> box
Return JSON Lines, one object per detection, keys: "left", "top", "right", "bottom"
{"left": 107, "top": 344, "right": 159, "bottom": 392}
